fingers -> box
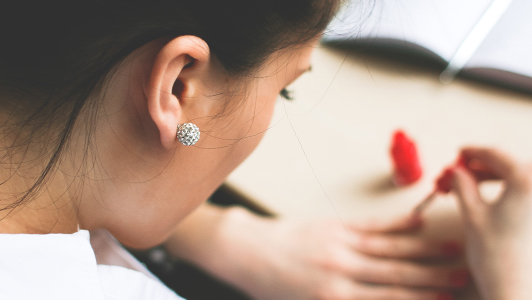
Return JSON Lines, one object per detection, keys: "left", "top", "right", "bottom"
{"left": 351, "top": 233, "right": 462, "bottom": 259}
{"left": 452, "top": 167, "right": 486, "bottom": 217}
{"left": 315, "top": 277, "right": 456, "bottom": 300}
{"left": 461, "top": 147, "right": 522, "bottom": 184}
{"left": 351, "top": 256, "right": 469, "bottom": 290}
{"left": 348, "top": 283, "right": 456, "bottom": 300}
{"left": 348, "top": 214, "right": 423, "bottom": 233}
{"left": 457, "top": 147, "right": 532, "bottom": 212}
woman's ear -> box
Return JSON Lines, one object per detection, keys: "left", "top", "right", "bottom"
{"left": 146, "top": 35, "right": 210, "bottom": 148}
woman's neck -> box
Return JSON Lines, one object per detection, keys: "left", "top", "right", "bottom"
{"left": 0, "top": 206, "right": 79, "bottom": 234}
{"left": 0, "top": 113, "right": 80, "bottom": 234}
{"left": 0, "top": 167, "right": 79, "bottom": 234}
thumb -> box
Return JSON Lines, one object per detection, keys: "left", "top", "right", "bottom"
{"left": 452, "top": 167, "right": 486, "bottom": 218}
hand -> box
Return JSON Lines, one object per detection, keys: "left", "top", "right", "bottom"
{"left": 211, "top": 208, "right": 467, "bottom": 300}
{"left": 452, "top": 147, "right": 532, "bottom": 300}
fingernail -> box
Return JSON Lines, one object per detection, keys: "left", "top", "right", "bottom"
{"left": 449, "top": 269, "right": 470, "bottom": 287}
{"left": 437, "top": 292, "right": 455, "bottom": 300}
{"left": 441, "top": 241, "right": 462, "bottom": 257}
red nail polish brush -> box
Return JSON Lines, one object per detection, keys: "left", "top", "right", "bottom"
{"left": 413, "top": 167, "right": 455, "bottom": 213}
{"left": 413, "top": 153, "right": 468, "bottom": 214}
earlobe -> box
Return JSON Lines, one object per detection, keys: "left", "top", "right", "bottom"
{"left": 145, "top": 35, "right": 210, "bottom": 149}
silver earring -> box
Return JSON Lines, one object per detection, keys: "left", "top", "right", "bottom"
{"left": 176, "top": 123, "right": 200, "bottom": 146}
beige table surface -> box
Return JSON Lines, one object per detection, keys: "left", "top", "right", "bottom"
{"left": 227, "top": 44, "right": 532, "bottom": 299}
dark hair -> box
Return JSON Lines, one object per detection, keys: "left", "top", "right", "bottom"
{"left": 0, "top": 0, "right": 340, "bottom": 210}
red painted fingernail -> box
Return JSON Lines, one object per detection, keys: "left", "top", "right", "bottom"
{"left": 441, "top": 241, "right": 462, "bottom": 257}
{"left": 449, "top": 269, "right": 470, "bottom": 287}
{"left": 437, "top": 292, "right": 455, "bottom": 300}
{"left": 435, "top": 167, "right": 455, "bottom": 193}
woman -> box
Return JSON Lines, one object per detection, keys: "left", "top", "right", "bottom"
{"left": 1, "top": 1, "right": 334, "bottom": 298}
{"left": 0, "top": 1, "right": 524, "bottom": 299}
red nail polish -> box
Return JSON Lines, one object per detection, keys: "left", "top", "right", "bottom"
{"left": 437, "top": 292, "right": 455, "bottom": 300}
{"left": 435, "top": 167, "right": 454, "bottom": 193}
{"left": 449, "top": 269, "right": 470, "bottom": 287}
{"left": 390, "top": 130, "right": 422, "bottom": 186}
{"left": 441, "top": 241, "right": 462, "bottom": 257}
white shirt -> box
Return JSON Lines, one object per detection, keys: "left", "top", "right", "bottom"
{"left": 0, "top": 230, "right": 186, "bottom": 300}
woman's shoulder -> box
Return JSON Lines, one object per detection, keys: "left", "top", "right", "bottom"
{"left": 0, "top": 230, "right": 185, "bottom": 300}
{"left": 98, "top": 264, "right": 185, "bottom": 300}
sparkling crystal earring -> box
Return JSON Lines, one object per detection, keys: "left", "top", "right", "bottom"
{"left": 176, "top": 123, "right": 200, "bottom": 146}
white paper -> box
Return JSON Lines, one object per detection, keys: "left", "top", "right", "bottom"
{"left": 324, "top": 0, "right": 493, "bottom": 61}
{"left": 465, "top": 0, "right": 532, "bottom": 78}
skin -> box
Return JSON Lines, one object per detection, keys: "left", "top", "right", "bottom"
{"left": 0, "top": 35, "right": 315, "bottom": 248}
{"left": 452, "top": 147, "right": 532, "bottom": 300}
{"left": 0, "top": 35, "right": 476, "bottom": 299}
{"left": 166, "top": 205, "right": 467, "bottom": 300}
